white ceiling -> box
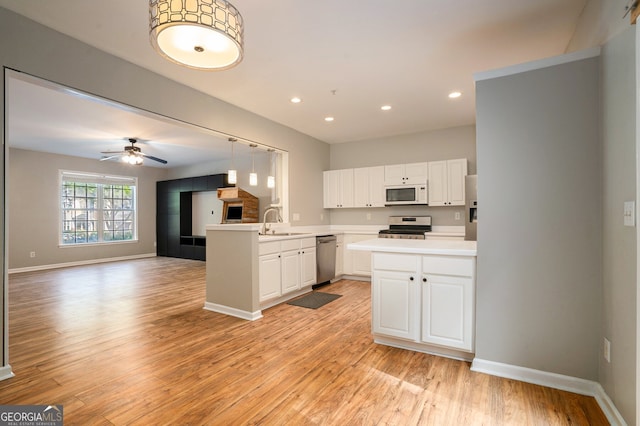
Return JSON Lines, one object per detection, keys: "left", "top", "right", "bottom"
{"left": 1, "top": 0, "right": 588, "bottom": 167}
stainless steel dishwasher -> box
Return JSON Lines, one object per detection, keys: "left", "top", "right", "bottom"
{"left": 315, "top": 235, "right": 337, "bottom": 286}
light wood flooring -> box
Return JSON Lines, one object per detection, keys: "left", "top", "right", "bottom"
{"left": 2, "top": 257, "right": 608, "bottom": 425}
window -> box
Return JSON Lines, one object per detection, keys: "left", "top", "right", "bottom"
{"left": 60, "top": 171, "right": 137, "bottom": 245}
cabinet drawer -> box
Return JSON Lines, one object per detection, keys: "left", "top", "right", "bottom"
{"left": 300, "top": 237, "right": 316, "bottom": 249}
{"left": 373, "top": 253, "right": 419, "bottom": 272}
{"left": 280, "top": 239, "right": 301, "bottom": 252}
{"left": 259, "top": 241, "right": 281, "bottom": 256}
{"left": 422, "top": 255, "right": 474, "bottom": 277}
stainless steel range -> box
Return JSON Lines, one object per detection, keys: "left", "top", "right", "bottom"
{"left": 378, "top": 216, "right": 432, "bottom": 239}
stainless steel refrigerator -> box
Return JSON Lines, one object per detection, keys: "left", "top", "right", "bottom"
{"left": 465, "top": 175, "right": 477, "bottom": 241}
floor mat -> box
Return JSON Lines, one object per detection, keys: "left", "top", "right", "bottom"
{"left": 287, "top": 292, "right": 342, "bottom": 309}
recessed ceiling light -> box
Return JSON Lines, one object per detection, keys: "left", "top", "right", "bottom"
{"left": 324, "top": 117, "right": 334, "bottom": 122}
{"left": 381, "top": 105, "right": 392, "bottom": 111}
{"left": 448, "top": 91, "right": 462, "bottom": 99}
{"left": 290, "top": 97, "right": 302, "bottom": 104}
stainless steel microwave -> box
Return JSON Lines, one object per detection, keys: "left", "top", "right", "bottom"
{"left": 384, "top": 184, "right": 428, "bottom": 205}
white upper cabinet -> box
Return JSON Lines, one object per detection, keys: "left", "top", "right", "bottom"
{"left": 354, "top": 166, "right": 385, "bottom": 207}
{"left": 428, "top": 159, "right": 467, "bottom": 206}
{"left": 324, "top": 159, "right": 467, "bottom": 209}
{"left": 384, "top": 162, "right": 428, "bottom": 185}
{"left": 323, "top": 169, "right": 354, "bottom": 208}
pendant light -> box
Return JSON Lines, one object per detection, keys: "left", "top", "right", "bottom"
{"left": 227, "top": 138, "right": 237, "bottom": 184}
{"left": 149, "top": 0, "right": 244, "bottom": 71}
{"left": 249, "top": 144, "right": 258, "bottom": 186}
{"left": 267, "top": 149, "right": 275, "bottom": 189}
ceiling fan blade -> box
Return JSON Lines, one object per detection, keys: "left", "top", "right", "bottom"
{"left": 100, "top": 154, "right": 123, "bottom": 162}
{"left": 141, "top": 153, "right": 168, "bottom": 164}
{"left": 100, "top": 150, "right": 126, "bottom": 154}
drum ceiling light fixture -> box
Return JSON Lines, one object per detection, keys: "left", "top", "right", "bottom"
{"left": 149, "top": 0, "right": 244, "bottom": 71}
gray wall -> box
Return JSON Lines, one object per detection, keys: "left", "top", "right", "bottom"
{"left": 600, "top": 28, "right": 636, "bottom": 423}
{"left": 475, "top": 56, "right": 602, "bottom": 380}
{"left": 328, "top": 125, "right": 476, "bottom": 226}
{"left": 0, "top": 7, "right": 328, "bottom": 372}
{"left": 7, "top": 148, "right": 167, "bottom": 269}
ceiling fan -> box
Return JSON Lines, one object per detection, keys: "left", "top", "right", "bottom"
{"left": 100, "top": 138, "right": 168, "bottom": 165}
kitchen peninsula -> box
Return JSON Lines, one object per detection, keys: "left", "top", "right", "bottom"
{"left": 204, "top": 223, "right": 325, "bottom": 320}
{"left": 348, "top": 238, "right": 478, "bottom": 361}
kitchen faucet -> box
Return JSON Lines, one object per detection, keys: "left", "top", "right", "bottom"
{"left": 261, "top": 207, "right": 282, "bottom": 234}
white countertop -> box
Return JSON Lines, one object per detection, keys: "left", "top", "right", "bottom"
{"left": 348, "top": 238, "right": 477, "bottom": 256}
{"left": 206, "top": 223, "right": 467, "bottom": 242}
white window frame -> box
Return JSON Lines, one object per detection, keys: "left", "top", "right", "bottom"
{"left": 59, "top": 170, "right": 138, "bottom": 246}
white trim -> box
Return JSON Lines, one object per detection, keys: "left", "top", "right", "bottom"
{"left": 338, "top": 274, "right": 370, "bottom": 282}
{"left": 636, "top": 22, "right": 640, "bottom": 426}
{"left": 8, "top": 253, "right": 156, "bottom": 274}
{"left": 474, "top": 47, "right": 601, "bottom": 82}
{"left": 471, "top": 358, "right": 627, "bottom": 426}
{"left": 374, "top": 335, "right": 473, "bottom": 362}
{"left": 59, "top": 170, "right": 139, "bottom": 245}
{"left": 259, "top": 287, "right": 311, "bottom": 311}
{"left": 203, "top": 302, "right": 263, "bottom": 321}
{"left": 0, "top": 365, "right": 14, "bottom": 381}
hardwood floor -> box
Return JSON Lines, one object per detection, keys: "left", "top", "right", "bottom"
{"left": 2, "top": 257, "right": 608, "bottom": 425}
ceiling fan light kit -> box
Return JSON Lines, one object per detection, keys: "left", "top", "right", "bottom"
{"left": 100, "top": 138, "right": 168, "bottom": 166}
{"left": 149, "top": 0, "right": 244, "bottom": 71}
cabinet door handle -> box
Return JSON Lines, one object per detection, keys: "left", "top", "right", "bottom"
{"left": 422, "top": 277, "right": 427, "bottom": 282}
{"left": 409, "top": 276, "right": 414, "bottom": 281}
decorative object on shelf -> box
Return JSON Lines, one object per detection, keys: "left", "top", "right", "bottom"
{"left": 217, "top": 187, "right": 259, "bottom": 223}
{"left": 267, "top": 148, "right": 276, "bottom": 189}
{"left": 228, "top": 137, "right": 237, "bottom": 184}
{"left": 149, "top": 0, "right": 244, "bottom": 71}
{"left": 249, "top": 144, "right": 258, "bottom": 186}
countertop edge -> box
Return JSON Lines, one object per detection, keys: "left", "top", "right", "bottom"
{"left": 347, "top": 238, "right": 477, "bottom": 257}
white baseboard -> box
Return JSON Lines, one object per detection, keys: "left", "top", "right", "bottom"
{"left": 471, "top": 358, "right": 627, "bottom": 426}
{"left": 8, "top": 253, "right": 158, "bottom": 274}
{"left": 203, "top": 302, "right": 263, "bottom": 321}
{"left": 374, "top": 335, "right": 474, "bottom": 362}
{"left": 260, "top": 287, "right": 311, "bottom": 311}
{"left": 0, "top": 365, "right": 15, "bottom": 381}
{"left": 340, "top": 275, "right": 371, "bottom": 282}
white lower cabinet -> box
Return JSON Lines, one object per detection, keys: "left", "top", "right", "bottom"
{"left": 300, "top": 247, "right": 317, "bottom": 288}
{"left": 259, "top": 252, "right": 281, "bottom": 302}
{"left": 421, "top": 273, "right": 473, "bottom": 351}
{"left": 259, "top": 237, "right": 317, "bottom": 304}
{"left": 371, "top": 252, "right": 475, "bottom": 354}
{"left": 344, "top": 234, "right": 373, "bottom": 276}
{"left": 280, "top": 249, "right": 300, "bottom": 294}
{"left": 371, "top": 253, "right": 420, "bottom": 340}
{"left": 335, "top": 234, "right": 344, "bottom": 277}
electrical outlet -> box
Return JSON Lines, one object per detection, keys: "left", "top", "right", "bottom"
{"left": 604, "top": 337, "right": 611, "bottom": 363}
{"left": 320, "top": 213, "right": 324, "bottom": 221}
{"left": 366, "top": 213, "right": 372, "bottom": 221}
{"left": 293, "top": 213, "right": 300, "bottom": 221}
{"left": 455, "top": 212, "right": 461, "bottom": 220}
{"left": 624, "top": 201, "right": 635, "bottom": 227}
{"left": 29, "top": 251, "right": 36, "bottom": 258}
